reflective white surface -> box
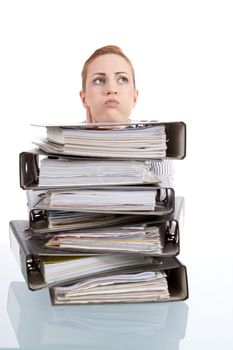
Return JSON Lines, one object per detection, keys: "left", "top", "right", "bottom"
{"left": 1, "top": 244, "right": 233, "bottom": 349}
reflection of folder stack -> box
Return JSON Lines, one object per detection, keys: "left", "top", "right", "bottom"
{"left": 7, "top": 281, "right": 188, "bottom": 350}
{"left": 9, "top": 120, "right": 188, "bottom": 305}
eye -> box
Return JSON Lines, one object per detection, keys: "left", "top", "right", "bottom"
{"left": 93, "top": 77, "right": 105, "bottom": 85}
{"left": 117, "top": 76, "right": 129, "bottom": 84}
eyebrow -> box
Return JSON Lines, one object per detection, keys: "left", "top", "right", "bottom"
{"left": 91, "top": 72, "right": 129, "bottom": 77}
{"left": 115, "top": 72, "right": 129, "bottom": 75}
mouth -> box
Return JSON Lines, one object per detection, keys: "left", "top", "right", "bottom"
{"left": 104, "top": 99, "right": 119, "bottom": 107}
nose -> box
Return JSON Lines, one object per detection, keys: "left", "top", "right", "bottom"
{"left": 105, "top": 79, "right": 118, "bottom": 95}
{"left": 107, "top": 90, "right": 117, "bottom": 95}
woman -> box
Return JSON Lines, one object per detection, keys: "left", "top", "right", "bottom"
{"left": 80, "top": 45, "right": 138, "bottom": 124}
{"left": 79, "top": 45, "right": 174, "bottom": 184}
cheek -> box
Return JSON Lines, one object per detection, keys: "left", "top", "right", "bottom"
{"left": 123, "top": 86, "right": 136, "bottom": 99}
{"left": 122, "top": 93, "right": 136, "bottom": 109}
{"left": 85, "top": 91, "right": 97, "bottom": 107}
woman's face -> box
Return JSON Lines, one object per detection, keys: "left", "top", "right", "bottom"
{"left": 80, "top": 54, "right": 138, "bottom": 123}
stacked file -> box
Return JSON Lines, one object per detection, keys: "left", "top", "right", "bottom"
{"left": 9, "top": 121, "right": 188, "bottom": 304}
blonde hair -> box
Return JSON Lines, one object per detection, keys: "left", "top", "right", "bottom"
{"left": 81, "top": 45, "right": 136, "bottom": 91}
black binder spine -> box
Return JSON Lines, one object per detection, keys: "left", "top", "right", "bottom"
{"left": 9, "top": 220, "right": 32, "bottom": 286}
{"left": 9, "top": 220, "right": 44, "bottom": 290}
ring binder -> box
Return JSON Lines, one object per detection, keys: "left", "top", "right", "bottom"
{"left": 31, "top": 121, "right": 186, "bottom": 160}
{"left": 20, "top": 149, "right": 166, "bottom": 190}
{"left": 49, "top": 257, "right": 189, "bottom": 304}
{"left": 32, "top": 186, "right": 175, "bottom": 216}
{"left": 28, "top": 196, "right": 184, "bottom": 236}
{"left": 9, "top": 217, "right": 183, "bottom": 290}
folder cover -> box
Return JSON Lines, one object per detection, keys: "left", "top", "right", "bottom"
{"left": 31, "top": 186, "right": 175, "bottom": 216}
{"left": 49, "top": 256, "right": 188, "bottom": 304}
{"left": 9, "top": 216, "right": 183, "bottom": 291}
{"left": 31, "top": 121, "right": 186, "bottom": 160}
{"left": 28, "top": 193, "right": 182, "bottom": 234}
{"left": 20, "top": 149, "right": 167, "bottom": 190}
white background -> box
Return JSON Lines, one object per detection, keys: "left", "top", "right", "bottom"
{"left": 0, "top": 1, "right": 233, "bottom": 349}
{"left": 0, "top": 0, "right": 232, "bottom": 252}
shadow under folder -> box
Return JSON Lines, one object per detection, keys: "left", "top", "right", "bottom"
{"left": 7, "top": 281, "right": 188, "bottom": 350}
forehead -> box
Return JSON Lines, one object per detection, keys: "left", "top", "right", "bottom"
{"left": 86, "top": 54, "right": 132, "bottom": 76}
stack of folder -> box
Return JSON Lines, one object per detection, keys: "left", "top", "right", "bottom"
{"left": 9, "top": 120, "right": 189, "bottom": 305}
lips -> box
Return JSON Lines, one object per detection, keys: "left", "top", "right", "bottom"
{"left": 104, "top": 99, "right": 119, "bottom": 107}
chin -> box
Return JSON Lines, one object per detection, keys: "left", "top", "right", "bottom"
{"left": 95, "top": 113, "right": 130, "bottom": 123}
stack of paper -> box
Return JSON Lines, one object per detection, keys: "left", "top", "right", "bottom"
{"left": 47, "top": 211, "right": 145, "bottom": 231}
{"left": 53, "top": 271, "right": 170, "bottom": 304}
{"left": 34, "top": 124, "right": 167, "bottom": 159}
{"left": 40, "top": 254, "right": 154, "bottom": 284}
{"left": 39, "top": 189, "right": 157, "bottom": 212}
{"left": 45, "top": 224, "right": 162, "bottom": 254}
{"left": 38, "top": 159, "right": 160, "bottom": 187}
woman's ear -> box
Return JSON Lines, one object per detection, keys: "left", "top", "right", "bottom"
{"left": 133, "top": 89, "right": 139, "bottom": 107}
{"left": 80, "top": 90, "right": 86, "bottom": 107}
{"left": 80, "top": 91, "right": 92, "bottom": 122}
